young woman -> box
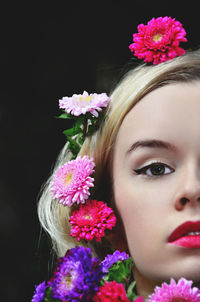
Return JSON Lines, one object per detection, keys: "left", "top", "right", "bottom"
{"left": 35, "top": 17, "right": 200, "bottom": 301}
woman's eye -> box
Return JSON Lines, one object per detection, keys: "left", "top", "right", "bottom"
{"left": 134, "top": 162, "right": 174, "bottom": 177}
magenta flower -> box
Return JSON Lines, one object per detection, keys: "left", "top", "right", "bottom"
{"left": 147, "top": 278, "right": 200, "bottom": 302}
{"left": 93, "top": 281, "right": 130, "bottom": 302}
{"left": 59, "top": 90, "right": 110, "bottom": 117}
{"left": 134, "top": 297, "right": 144, "bottom": 302}
{"left": 51, "top": 156, "right": 95, "bottom": 206}
{"left": 69, "top": 200, "right": 116, "bottom": 242}
{"left": 129, "top": 16, "right": 187, "bottom": 65}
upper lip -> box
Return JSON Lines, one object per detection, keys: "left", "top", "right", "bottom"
{"left": 168, "top": 220, "right": 200, "bottom": 242}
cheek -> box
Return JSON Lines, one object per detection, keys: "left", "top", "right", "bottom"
{"left": 114, "top": 180, "right": 168, "bottom": 260}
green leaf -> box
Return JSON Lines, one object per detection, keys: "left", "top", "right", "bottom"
{"left": 56, "top": 113, "right": 73, "bottom": 119}
{"left": 127, "top": 281, "right": 138, "bottom": 301}
{"left": 44, "top": 287, "right": 60, "bottom": 301}
{"left": 66, "top": 136, "right": 80, "bottom": 156}
{"left": 78, "top": 133, "right": 84, "bottom": 145}
{"left": 103, "top": 258, "right": 133, "bottom": 285}
{"left": 86, "top": 123, "right": 96, "bottom": 136}
{"left": 63, "top": 127, "right": 80, "bottom": 136}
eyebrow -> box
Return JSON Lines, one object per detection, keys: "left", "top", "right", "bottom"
{"left": 127, "top": 139, "right": 177, "bottom": 154}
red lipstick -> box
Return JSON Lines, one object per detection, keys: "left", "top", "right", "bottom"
{"left": 168, "top": 221, "right": 200, "bottom": 248}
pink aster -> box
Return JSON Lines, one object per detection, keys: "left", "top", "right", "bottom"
{"left": 129, "top": 16, "right": 187, "bottom": 65}
{"left": 134, "top": 297, "right": 144, "bottom": 302}
{"left": 51, "top": 156, "right": 95, "bottom": 206}
{"left": 59, "top": 90, "right": 110, "bottom": 117}
{"left": 147, "top": 278, "right": 200, "bottom": 302}
{"left": 69, "top": 200, "right": 116, "bottom": 242}
{"left": 93, "top": 281, "right": 130, "bottom": 302}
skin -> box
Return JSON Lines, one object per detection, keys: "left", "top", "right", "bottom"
{"left": 112, "top": 81, "right": 200, "bottom": 298}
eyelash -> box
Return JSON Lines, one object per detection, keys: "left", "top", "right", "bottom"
{"left": 133, "top": 161, "right": 174, "bottom": 178}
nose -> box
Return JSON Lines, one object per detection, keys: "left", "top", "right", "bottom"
{"left": 174, "top": 165, "right": 200, "bottom": 211}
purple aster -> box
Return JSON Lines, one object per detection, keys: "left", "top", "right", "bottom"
{"left": 48, "top": 246, "right": 104, "bottom": 301}
{"left": 101, "top": 250, "right": 130, "bottom": 273}
{"left": 32, "top": 281, "right": 46, "bottom": 302}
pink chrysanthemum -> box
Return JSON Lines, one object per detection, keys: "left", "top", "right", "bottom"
{"left": 59, "top": 90, "right": 110, "bottom": 117}
{"left": 134, "top": 297, "right": 144, "bottom": 302}
{"left": 93, "top": 281, "right": 129, "bottom": 302}
{"left": 69, "top": 200, "right": 116, "bottom": 242}
{"left": 129, "top": 16, "right": 187, "bottom": 65}
{"left": 147, "top": 278, "right": 200, "bottom": 302}
{"left": 51, "top": 156, "right": 95, "bottom": 206}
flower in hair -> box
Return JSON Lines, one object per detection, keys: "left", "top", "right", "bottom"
{"left": 93, "top": 281, "right": 130, "bottom": 302}
{"left": 59, "top": 90, "right": 110, "bottom": 117}
{"left": 146, "top": 278, "right": 200, "bottom": 302}
{"left": 48, "top": 246, "right": 104, "bottom": 301}
{"left": 129, "top": 16, "right": 187, "bottom": 65}
{"left": 101, "top": 250, "right": 129, "bottom": 273}
{"left": 69, "top": 200, "right": 117, "bottom": 242}
{"left": 51, "top": 156, "right": 95, "bottom": 206}
{"left": 32, "top": 281, "right": 47, "bottom": 302}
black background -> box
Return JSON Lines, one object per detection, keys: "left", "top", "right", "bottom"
{"left": 1, "top": 1, "right": 199, "bottom": 301}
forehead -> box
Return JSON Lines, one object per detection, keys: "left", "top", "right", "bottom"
{"left": 115, "top": 81, "right": 200, "bottom": 150}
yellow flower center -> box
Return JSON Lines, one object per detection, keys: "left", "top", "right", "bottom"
{"left": 153, "top": 33, "right": 162, "bottom": 42}
{"left": 62, "top": 274, "right": 72, "bottom": 289}
{"left": 84, "top": 214, "right": 92, "bottom": 220}
{"left": 79, "top": 96, "right": 92, "bottom": 102}
{"left": 65, "top": 173, "right": 73, "bottom": 185}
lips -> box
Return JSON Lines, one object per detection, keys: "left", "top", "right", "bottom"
{"left": 168, "top": 221, "right": 200, "bottom": 248}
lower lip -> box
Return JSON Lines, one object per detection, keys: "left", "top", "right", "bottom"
{"left": 170, "top": 235, "right": 200, "bottom": 248}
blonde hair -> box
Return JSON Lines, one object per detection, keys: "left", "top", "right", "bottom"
{"left": 38, "top": 49, "right": 200, "bottom": 257}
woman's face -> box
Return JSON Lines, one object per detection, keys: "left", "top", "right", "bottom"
{"left": 112, "top": 81, "right": 200, "bottom": 287}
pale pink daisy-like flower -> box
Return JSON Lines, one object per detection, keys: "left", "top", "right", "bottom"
{"left": 147, "top": 278, "right": 200, "bottom": 302}
{"left": 51, "top": 156, "right": 95, "bottom": 206}
{"left": 69, "top": 200, "right": 116, "bottom": 242}
{"left": 129, "top": 16, "right": 187, "bottom": 65}
{"left": 59, "top": 91, "right": 110, "bottom": 117}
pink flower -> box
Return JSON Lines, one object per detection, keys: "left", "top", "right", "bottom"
{"left": 129, "top": 16, "right": 187, "bottom": 65}
{"left": 51, "top": 156, "right": 95, "bottom": 206}
{"left": 134, "top": 297, "right": 144, "bottom": 302}
{"left": 93, "top": 281, "right": 130, "bottom": 302}
{"left": 59, "top": 91, "right": 110, "bottom": 117}
{"left": 69, "top": 200, "right": 116, "bottom": 242}
{"left": 147, "top": 278, "right": 200, "bottom": 302}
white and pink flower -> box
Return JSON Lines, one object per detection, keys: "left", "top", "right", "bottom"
{"left": 59, "top": 91, "right": 110, "bottom": 117}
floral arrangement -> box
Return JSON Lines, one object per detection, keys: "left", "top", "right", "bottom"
{"left": 32, "top": 17, "right": 198, "bottom": 302}
{"left": 32, "top": 246, "right": 200, "bottom": 301}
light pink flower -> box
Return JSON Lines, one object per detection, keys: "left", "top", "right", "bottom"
{"left": 129, "top": 16, "right": 187, "bottom": 65}
{"left": 69, "top": 200, "right": 116, "bottom": 242}
{"left": 51, "top": 156, "right": 95, "bottom": 206}
{"left": 147, "top": 278, "right": 200, "bottom": 302}
{"left": 59, "top": 91, "right": 110, "bottom": 117}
